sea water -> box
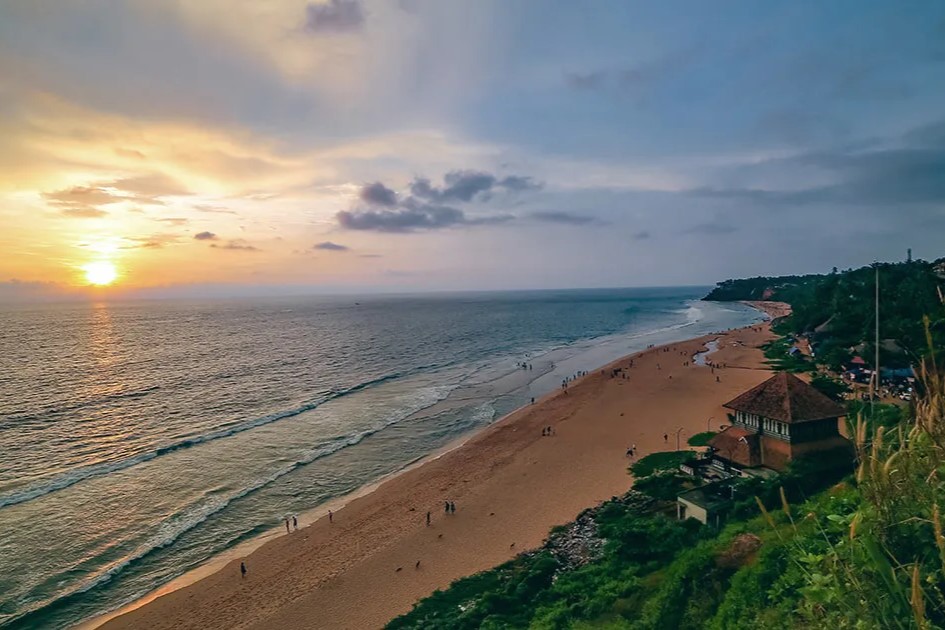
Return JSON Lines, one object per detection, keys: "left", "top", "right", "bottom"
{"left": 0, "top": 287, "right": 762, "bottom": 629}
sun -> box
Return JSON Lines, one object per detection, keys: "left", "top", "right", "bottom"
{"left": 83, "top": 261, "right": 118, "bottom": 286}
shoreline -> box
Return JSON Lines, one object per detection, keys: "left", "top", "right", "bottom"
{"left": 89, "top": 301, "right": 781, "bottom": 630}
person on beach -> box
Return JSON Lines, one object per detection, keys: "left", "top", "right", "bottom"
{"left": 285, "top": 517, "right": 290, "bottom": 534}
{"left": 445, "top": 500, "right": 450, "bottom": 513}
{"left": 426, "top": 511, "right": 431, "bottom": 526}
{"left": 328, "top": 509, "right": 333, "bottom": 523}
{"left": 240, "top": 561, "right": 247, "bottom": 578}
{"left": 450, "top": 501, "right": 456, "bottom": 514}
{"left": 663, "top": 433, "right": 668, "bottom": 443}
{"left": 293, "top": 515, "right": 298, "bottom": 531}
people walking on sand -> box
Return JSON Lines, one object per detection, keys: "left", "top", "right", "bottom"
{"left": 450, "top": 501, "right": 456, "bottom": 514}
{"left": 328, "top": 509, "right": 333, "bottom": 523}
{"left": 240, "top": 561, "right": 247, "bottom": 578}
{"left": 445, "top": 500, "right": 450, "bottom": 513}
{"left": 285, "top": 517, "right": 290, "bottom": 534}
{"left": 426, "top": 511, "right": 431, "bottom": 526}
{"left": 293, "top": 515, "right": 298, "bottom": 531}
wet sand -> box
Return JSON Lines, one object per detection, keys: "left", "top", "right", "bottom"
{"left": 98, "top": 303, "right": 785, "bottom": 630}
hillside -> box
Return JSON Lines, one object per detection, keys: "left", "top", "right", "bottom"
{"left": 705, "top": 260, "right": 945, "bottom": 369}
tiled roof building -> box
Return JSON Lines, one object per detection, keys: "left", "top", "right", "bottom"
{"left": 708, "top": 372, "right": 852, "bottom": 472}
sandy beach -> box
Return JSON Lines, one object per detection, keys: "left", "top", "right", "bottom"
{"left": 97, "top": 303, "right": 785, "bottom": 630}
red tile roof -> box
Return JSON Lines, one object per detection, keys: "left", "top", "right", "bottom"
{"left": 708, "top": 427, "right": 759, "bottom": 467}
{"left": 723, "top": 372, "right": 845, "bottom": 424}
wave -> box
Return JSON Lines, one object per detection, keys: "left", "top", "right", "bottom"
{"left": 3, "top": 385, "right": 163, "bottom": 425}
{"left": 2, "top": 389, "right": 451, "bottom": 628}
{"left": 0, "top": 370, "right": 422, "bottom": 510}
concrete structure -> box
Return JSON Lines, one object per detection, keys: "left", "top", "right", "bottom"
{"left": 677, "top": 483, "right": 733, "bottom": 527}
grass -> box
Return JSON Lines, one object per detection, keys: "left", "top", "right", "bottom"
{"left": 630, "top": 450, "right": 695, "bottom": 477}
{"left": 687, "top": 431, "right": 717, "bottom": 447}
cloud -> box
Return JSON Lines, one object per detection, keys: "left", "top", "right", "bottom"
{"left": 157, "top": 217, "right": 189, "bottom": 226}
{"left": 497, "top": 175, "right": 540, "bottom": 191}
{"left": 410, "top": 170, "right": 540, "bottom": 203}
{"left": 565, "top": 48, "right": 699, "bottom": 94}
{"left": 359, "top": 253, "right": 383, "bottom": 258}
{"left": 529, "top": 211, "right": 597, "bottom": 225}
{"left": 194, "top": 231, "right": 218, "bottom": 241}
{"left": 337, "top": 203, "right": 512, "bottom": 233}
{"left": 42, "top": 174, "right": 188, "bottom": 218}
{"left": 42, "top": 186, "right": 127, "bottom": 217}
{"left": 690, "top": 120, "right": 945, "bottom": 207}
{"left": 121, "top": 233, "right": 182, "bottom": 249}
{"left": 683, "top": 222, "right": 737, "bottom": 235}
{"left": 210, "top": 239, "right": 259, "bottom": 251}
{"left": 305, "top": 0, "right": 365, "bottom": 33}
{"left": 337, "top": 205, "right": 465, "bottom": 232}
{"left": 314, "top": 241, "right": 349, "bottom": 251}
{"left": 61, "top": 207, "right": 110, "bottom": 218}
{"left": 106, "top": 174, "right": 189, "bottom": 197}
{"left": 337, "top": 169, "right": 538, "bottom": 232}
{"left": 193, "top": 204, "right": 237, "bottom": 215}
{"left": 565, "top": 71, "right": 607, "bottom": 90}
{"left": 359, "top": 182, "right": 398, "bottom": 206}
{"left": 632, "top": 230, "right": 651, "bottom": 240}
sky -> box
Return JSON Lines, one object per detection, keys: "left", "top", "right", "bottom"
{"left": 2, "top": 0, "right": 945, "bottom": 300}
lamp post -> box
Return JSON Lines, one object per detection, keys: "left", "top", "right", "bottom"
{"left": 675, "top": 427, "right": 685, "bottom": 451}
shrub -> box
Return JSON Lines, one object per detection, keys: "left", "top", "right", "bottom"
{"left": 630, "top": 451, "right": 695, "bottom": 477}
{"left": 687, "top": 431, "right": 717, "bottom": 447}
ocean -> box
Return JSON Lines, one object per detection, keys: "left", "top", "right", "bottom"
{"left": 0, "top": 287, "right": 762, "bottom": 629}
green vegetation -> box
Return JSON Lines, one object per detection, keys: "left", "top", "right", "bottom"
{"left": 687, "top": 431, "right": 717, "bottom": 447}
{"left": 761, "top": 335, "right": 814, "bottom": 373}
{"left": 386, "top": 498, "right": 704, "bottom": 630}
{"left": 632, "top": 472, "right": 693, "bottom": 501}
{"left": 389, "top": 449, "right": 856, "bottom": 629}
{"left": 706, "top": 259, "right": 945, "bottom": 369}
{"left": 629, "top": 451, "right": 694, "bottom": 477}
{"left": 810, "top": 373, "right": 850, "bottom": 401}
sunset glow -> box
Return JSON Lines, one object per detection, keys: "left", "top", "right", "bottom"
{"left": 83, "top": 261, "right": 118, "bottom": 286}
{"left": 0, "top": 1, "right": 942, "bottom": 303}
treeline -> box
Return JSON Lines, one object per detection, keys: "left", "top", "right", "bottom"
{"left": 703, "top": 274, "right": 821, "bottom": 302}
{"left": 706, "top": 259, "right": 945, "bottom": 368}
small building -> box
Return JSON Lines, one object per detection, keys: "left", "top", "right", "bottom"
{"left": 708, "top": 372, "right": 851, "bottom": 473}
{"left": 677, "top": 482, "right": 733, "bottom": 527}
